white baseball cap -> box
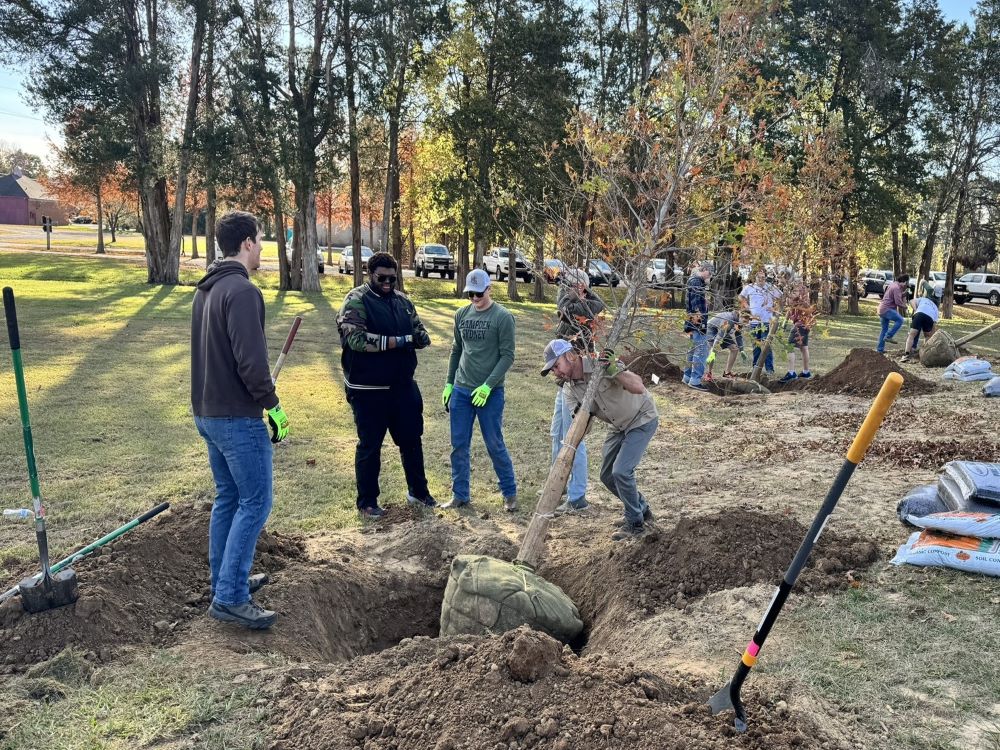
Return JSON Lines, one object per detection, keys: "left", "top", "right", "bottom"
{"left": 463, "top": 268, "right": 491, "bottom": 294}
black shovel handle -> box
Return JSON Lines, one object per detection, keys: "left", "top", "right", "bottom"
{"left": 4, "top": 287, "right": 20, "bottom": 350}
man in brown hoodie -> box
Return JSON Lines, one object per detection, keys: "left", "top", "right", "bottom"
{"left": 191, "top": 210, "right": 288, "bottom": 630}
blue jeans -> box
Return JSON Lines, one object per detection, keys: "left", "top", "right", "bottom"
{"left": 550, "top": 388, "right": 588, "bottom": 504}
{"left": 194, "top": 416, "right": 273, "bottom": 607}
{"left": 684, "top": 330, "right": 708, "bottom": 384}
{"left": 878, "top": 310, "right": 904, "bottom": 352}
{"left": 600, "top": 417, "right": 658, "bottom": 523}
{"left": 449, "top": 386, "right": 517, "bottom": 502}
{"left": 750, "top": 323, "right": 774, "bottom": 373}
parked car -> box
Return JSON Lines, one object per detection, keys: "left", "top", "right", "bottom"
{"left": 339, "top": 246, "right": 374, "bottom": 274}
{"left": 954, "top": 272, "right": 1000, "bottom": 306}
{"left": 542, "top": 259, "right": 566, "bottom": 284}
{"left": 317, "top": 248, "right": 325, "bottom": 274}
{"left": 858, "top": 269, "right": 894, "bottom": 297}
{"left": 414, "top": 243, "right": 455, "bottom": 278}
{"left": 71, "top": 216, "right": 93, "bottom": 224}
{"left": 587, "top": 259, "right": 620, "bottom": 287}
{"left": 646, "top": 258, "right": 684, "bottom": 285}
{"left": 483, "top": 247, "right": 533, "bottom": 281}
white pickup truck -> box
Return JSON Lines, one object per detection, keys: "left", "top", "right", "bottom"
{"left": 483, "top": 247, "right": 533, "bottom": 281}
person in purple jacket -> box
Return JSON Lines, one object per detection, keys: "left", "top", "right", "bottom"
{"left": 876, "top": 274, "right": 909, "bottom": 354}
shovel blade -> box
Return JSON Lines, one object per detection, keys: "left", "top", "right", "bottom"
{"left": 19, "top": 568, "right": 78, "bottom": 614}
{"left": 708, "top": 680, "right": 748, "bottom": 733}
{"left": 708, "top": 681, "right": 735, "bottom": 715}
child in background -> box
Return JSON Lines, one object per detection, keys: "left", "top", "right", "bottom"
{"left": 780, "top": 282, "right": 816, "bottom": 382}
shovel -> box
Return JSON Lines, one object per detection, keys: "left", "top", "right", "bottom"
{"left": 3, "top": 287, "right": 79, "bottom": 613}
{"left": 708, "top": 372, "right": 903, "bottom": 732}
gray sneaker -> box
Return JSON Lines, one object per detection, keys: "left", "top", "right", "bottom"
{"left": 612, "top": 508, "right": 655, "bottom": 527}
{"left": 440, "top": 499, "right": 470, "bottom": 510}
{"left": 211, "top": 573, "right": 269, "bottom": 601}
{"left": 208, "top": 598, "right": 277, "bottom": 630}
{"left": 554, "top": 499, "right": 590, "bottom": 515}
{"left": 611, "top": 521, "right": 645, "bottom": 542}
{"left": 503, "top": 495, "right": 519, "bottom": 512}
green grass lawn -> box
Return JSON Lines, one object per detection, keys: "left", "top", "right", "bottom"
{"left": 1, "top": 250, "right": 997, "bottom": 573}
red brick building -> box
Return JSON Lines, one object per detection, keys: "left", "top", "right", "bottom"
{"left": 0, "top": 169, "right": 68, "bottom": 225}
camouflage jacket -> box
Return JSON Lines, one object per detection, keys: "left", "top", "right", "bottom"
{"left": 337, "top": 283, "right": 430, "bottom": 388}
{"left": 337, "top": 283, "right": 430, "bottom": 352}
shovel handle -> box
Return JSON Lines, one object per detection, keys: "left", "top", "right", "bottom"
{"left": 846, "top": 372, "right": 903, "bottom": 464}
{"left": 3, "top": 287, "right": 20, "bottom": 350}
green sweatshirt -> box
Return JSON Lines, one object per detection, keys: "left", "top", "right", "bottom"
{"left": 447, "top": 301, "right": 516, "bottom": 390}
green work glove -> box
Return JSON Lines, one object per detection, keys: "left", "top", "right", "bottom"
{"left": 471, "top": 384, "right": 492, "bottom": 407}
{"left": 707, "top": 350, "right": 716, "bottom": 365}
{"left": 740, "top": 350, "right": 749, "bottom": 363}
{"left": 599, "top": 348, "right": 620, "bottom": 376}
{"left": 267, "top": 405, "right": 289, "bottom": 443}
{"left": 441, "top": 383, "right": 454, "bottom": 408}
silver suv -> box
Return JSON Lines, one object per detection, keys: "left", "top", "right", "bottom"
{"left": 414, "top": 244, "right": 455, "bottom": 279}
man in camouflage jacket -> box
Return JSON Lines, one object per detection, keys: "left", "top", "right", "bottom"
{"left": 337, "top": 252, "right": 435, "bottom": 518}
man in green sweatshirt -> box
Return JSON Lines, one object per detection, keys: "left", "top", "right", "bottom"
{"left": 441, "top": 268, "right": 518, "bottom": 511}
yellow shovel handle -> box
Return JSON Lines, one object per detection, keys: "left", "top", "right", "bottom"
{"left": 846, "top": 372, "right": 903, "bottom": 464}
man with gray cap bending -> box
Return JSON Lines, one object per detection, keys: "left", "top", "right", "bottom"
{"left": 441, "top": 268, "right": 518, "bottom": 512}
{"left": 542, "top": 340, "right": 659, "bottom": 541}
{"left": 550, "top": 268, "right": 606, "bottom": 515}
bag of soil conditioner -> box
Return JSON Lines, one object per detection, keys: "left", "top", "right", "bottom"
{"left": 984, "top": 376, "right": 1000, "bottom": 397}
{"left": 896, "top": 485, "right": 947, "bottom": 525}
{"left": 942, "top": 357, "right": 994, "bottom": 382}
{"left": 892, "top": 530, "right": 1000, "bottom": 578}
{"left": 943, "top": 461, "right": 1000, "bottom": 504}
{"left": 906, "top": 511, "right": 1000, "bottom": 539}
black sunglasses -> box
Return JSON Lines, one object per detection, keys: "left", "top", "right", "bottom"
{"left": 374, "top": 273, "right": 397, "bottom": 284}
{"left": 467, "top": 291, "right": 485, "bottom": 299}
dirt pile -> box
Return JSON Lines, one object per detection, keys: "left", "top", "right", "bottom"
{"left": 621, "top": 348, "right": 684, "bottom": 385}
{"left": 792, "top": 348, "right": 934, "bottom": 397}
{"left": 0, "top": 504, "right": 306, "bottom": 671}
{"left": 544, "top": 509, "right": 879, "bottom": 627}
{"left": 269, "top": 626, "right": 850, "bottom": 750}
{"left": 0, "top": 506, "right": 455, "bottom": 671}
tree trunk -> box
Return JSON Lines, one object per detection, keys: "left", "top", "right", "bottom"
{"left": 457, "top": 220, "right": 470, "bottom": 297}
{"left": 919, "top": 216, "right": 939, "bottom": 289}
{"left": 95, "top": 182, "right": 105, "bottom": 254}
{"left": 901, "top": 230, "right": 909, "bottom": 274}
{"left": 507, "top": 233, "right": 521, "bottom": 302}
{"left": 292, "top": 184, "right": 321, "bottom": 291}
{"left": 532, "top": 233, "right": 545, "bottom": 302}
{"left": 168, "top": 6, "right": 207, "bottom": 274}
{"left": 345, "top": 0, "right": 364, "bottom": 289}
{"left": 204, "top": 0, "right": 217, "bottom": 267}
{"left": 326, "top": 190, "right": 333, "bottom": 263}
{"left": 891, "top": 221, "right": 900, "bottom": 277}
{"left": 847, "top": 250, "right": 860, "bottom": 315}
{"left": 191, "top": 205, "right": 199, "bottom": 260}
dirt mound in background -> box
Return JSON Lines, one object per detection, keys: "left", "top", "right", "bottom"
{"left": 621, "top": 348, "right": 684, "bottom": 385}
{"left": 789, "top": 348, "right": 934, "bottom": 397}
{"left": 270, "top": 627, "right": 851, "bottom": 750}
{"left": 544, "top": 509, "right": 878, "bottom": 637}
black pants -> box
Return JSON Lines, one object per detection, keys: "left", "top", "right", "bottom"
{"left": 348, "top": 380, "right": 428, "bottom": 509}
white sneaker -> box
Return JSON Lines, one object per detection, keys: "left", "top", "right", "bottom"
{"left": 554, "top": 499, "right": 590, "bottom": 516}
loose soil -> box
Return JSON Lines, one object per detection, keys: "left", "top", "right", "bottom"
{"left": 621, "top": 348, "right": 684, "bottom": 384}
{"left": 270, "top": 626, "right": 852, "bottom": 750}
{"left": 0, "top": 504, "right": 447, "bottom": 671}
{"left": 625, "top": 347, "right": 936, "bottom": 398}
{"left": 769, "top": 348, "right": 935, "bottom": 397}
{"left": 543, "top": 509, "right": 879, "bottom": 649}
